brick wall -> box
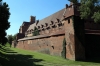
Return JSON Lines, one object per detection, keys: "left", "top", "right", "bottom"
{"left": 12, "top": 3, "right": 88, "bottom": 61}
{"left": 15, "top": 17, "right": 86, "bottom": 61}
{"left": 12, "top": 3, "right": 100, "bottom": 61}
{"left": 64, "top": 18, "right": 75, "bottom": 60}
{"left": 64, "top": 16, "right": 85, "bottom": 61}
{"left": 16, "top": 35, "right": 65, "bottom": 56}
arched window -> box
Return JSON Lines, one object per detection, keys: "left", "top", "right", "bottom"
{"left": 68, "top": 19, "right": 70, "bottom": 24}
{"left": 41, "top": 25, "right": 44, "bottom": 28}
{"left": 56, "top": 18, "right": 60, "bottom": 22}
{"left": 38, "top": 26, "right": 40, "bottom": 29}
{"left": 45, "top": 23, "right": 48, "bottom": 26}
{"left": 51, "top": 21, "right": 54, "bottom": 24}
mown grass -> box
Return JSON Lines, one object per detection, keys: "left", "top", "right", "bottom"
{"left": 0, "top": 45, "right": 100, "bottom": 66}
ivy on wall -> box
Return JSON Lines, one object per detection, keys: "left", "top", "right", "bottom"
{"left": 33, "top": 27, "right": 40, "bottom": 36}
{"left": 61, "top": 37, "right": 66, "bottom": 59}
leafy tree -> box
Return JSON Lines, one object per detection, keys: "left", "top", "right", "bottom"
{"left": 68, "top": 0, "right": 100, "bottom": 23}
{"left": 68, "top": 0, "right": 79, "bottom": 4}
{"left": 7, "top": 34, "right": 17, "bottom": 47}
{"left": 0, "top": 0, "right": 10, "bottom": 45}
{"left": 79, "top": 0, "right": 100, "bottom": 23}
{"left": 61, "top": 38, "right": 66, "bottom": 59}
{"left": 33, "top": 27, "right": 39, "bottom": 36}
{"left": 7, "top": 35, "right": 13, "bottom": 47}
{"left": 1, "top": 37, "right": 8, "bottom": 45}
{"left": 13, "top": 33, "right": 17, "bottom": 40}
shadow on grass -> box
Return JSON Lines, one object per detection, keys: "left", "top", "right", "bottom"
{"left": 0, "top": 47, "right": 17, "bottom": 53}
{"left": 0, "top": 47, "right": 44, "bottom": 66}
{"left": 85, "top": 57, "right": 100, "bottom": 63}
{"left": 76, "top": 58, "right": 100, "bottom": 64}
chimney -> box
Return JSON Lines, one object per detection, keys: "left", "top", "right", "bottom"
{"left": 30, "top": 16, "right": 36, "bottom": 24}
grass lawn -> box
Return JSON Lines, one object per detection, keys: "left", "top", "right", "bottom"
{"left": 0, "top": 46, "right": 100, "bottom": 66}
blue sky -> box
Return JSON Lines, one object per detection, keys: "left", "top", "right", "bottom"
{"left": 3, "top": 0, "right": 70, "bottom": 35}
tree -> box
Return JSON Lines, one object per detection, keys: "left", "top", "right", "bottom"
{"left": 79, "top": 0, "right": 100, "bottom": 23}
{"left": 68, "top": 0, "right": 79, "bottom": 4}
{"left": 0, "top": 0, "right": 10, "bottom": 45}
{"left": 1, "top": 37, "right": 8, "bottom": 45}
{"left": 12, "top": 33, "right": 17, "bottom": 40}
{"left": 68, "top": 0, "right": 100, "bottom": 23}
{"left": 7, "top": 35, "right": 13, "bottom": 47}
{"left": 7, "top": 34, "right": 17, "bottom": 47}
{"left": 33, "top": 27, "right": 39, "bottom": 36}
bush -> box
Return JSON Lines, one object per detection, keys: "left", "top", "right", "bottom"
{"left": 33, "top": 27, "right": 39, "bottom": 36}
{"left": 61, "top": 38, "right": 66, "bottom": 59}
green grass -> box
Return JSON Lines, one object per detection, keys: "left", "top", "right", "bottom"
{"left": 0, "top": 46, "right": 100, "bottom": 66}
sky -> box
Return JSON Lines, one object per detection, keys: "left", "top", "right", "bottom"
{"left": 3, "top": 0, "right": 70, "bottom": 35}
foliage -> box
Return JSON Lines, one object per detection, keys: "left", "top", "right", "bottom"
{"left": 1, "top": 37, "right": 8, "bottom": 45}
{"left": 68, "top": 0, "right": 79, "bottom": 4}
{"left": 7, "top": 35, "right": 13, "bottom": 46}
{"left": 79, "top": 0, "right": 100, "bottom": 23}
{"left": 7, "top": 34, "right": 16, "bottom": 45}
{"left": 13, "top": 33, "right": 17, "bottom": 40}
{"left": 61, "top": 37, "right": 66, "bottom": 59}
{"left": 33, "top": 27, "right": 39, "bottom": 36}
{"left": 0, "top": 0, "right": 10, "bottom": 45}
{"left": 6, "top": 33, "right": 17, "bottom": 48}
{"left": 68, "top": 0, "right": 100, "bottom": 23}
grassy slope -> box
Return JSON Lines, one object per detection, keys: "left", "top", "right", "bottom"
{"left": 11, "top": 47, "right": 100, "bottom": 66}
{"left": 0, "top": 45, "right": 100, "bottom": 66}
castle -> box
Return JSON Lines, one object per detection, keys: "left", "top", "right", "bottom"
{"left": 12, "top": 2, "right": 100, "bottom": 61}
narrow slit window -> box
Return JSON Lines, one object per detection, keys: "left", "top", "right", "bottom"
{"left": 68, "top": 19, "right": 70, "bottom": 24}
{"left": 52, "top": 46, "right": 54, "bottom": 49}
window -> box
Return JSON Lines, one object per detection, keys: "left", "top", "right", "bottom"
{"left": 47, "top": 27, "right": 50, "bottom": 30}
{"left": 52, "top": 46, "right": 54, "bottom": 49}
{"left": 68, "top": 19, "right": 70, "bottom": 24}
{"left": 38, "top": 26, "right": 40, "bottom": 28}
{"left": 51, "top": 21, "right": 54, "bottom": 24}
{"left": 45, "top": 23, "right": 48, "bottom": 26}
{"left": 38, "top": 29, "right": 41, "bottom": 32}
{"left": 41, "top": 25, "right": 44, "bottom": 28}
{"left": 42, "top": 28, "right": 45, "bottom": 31}
{"left": 56, "top": 18, "right": 60, "bottom": 22}
{"left": 58, "top": 23, "right": 62, "bottom": 27}
{"left": 52, "top": 25, "right": 56, "bottom": 28}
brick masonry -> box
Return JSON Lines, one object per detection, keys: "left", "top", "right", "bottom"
{"left": 12, "top": 2, "right": 100, "bottom": 61}
{"left": 12, "top": 3, "right": 99, "bottom": 61}
{"left": 12, "top": 17, "right": 85, "bottom": 61}
{"left": 16, "top": 35, "right": 65, "bottom": 56}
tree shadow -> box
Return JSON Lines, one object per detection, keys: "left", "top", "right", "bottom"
{"left": 84, "top": 57, "right": 100, "bottom": 63}
{"left": 0, "top": 47, "right": 44, "bottom": 66}
{"left": 76, "top": 58, "right": 100, "bottom": 64}
{"left": 0, "top": 46, "right": 17, "bottom": 53}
